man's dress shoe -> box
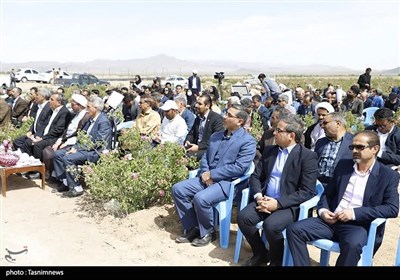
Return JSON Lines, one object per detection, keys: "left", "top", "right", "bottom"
{"left": 175, "top": 227, "right": 200, "bottom": 243}
{"left": 63, "top": 188, "right": 84, "bottom": 198}
{"left": 191, "top": 230, "right": 216, "bottom": 247}
{"left": 52, "top": 183, "right": 69, "bottom": 193}
{"left": 243, "top": 254, "right": 270, "bottom": 266}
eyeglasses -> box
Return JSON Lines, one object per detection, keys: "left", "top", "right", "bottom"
{"left": 348, "top": 145, "right": 370, "bottom": 151}
{"left": 275, "top": 128, "right": 291, "bottom": 133}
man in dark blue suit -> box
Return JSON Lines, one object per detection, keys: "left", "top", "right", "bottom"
{"left": 172, "top": 104, "right": 256, "bottom": 247}
{"left": 286, "top": 130, "right": 399, "bottom": 266}
{"left": 53, "top": 96, "right": 111, "bottom": 197}
{"left": 237, "top": 114, "right": 318, "bottom": 266}
{"left": 315, "top": 112, "right": 354, "bottom": 187}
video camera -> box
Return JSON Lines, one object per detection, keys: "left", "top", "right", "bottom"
{"left": 214, "top": 72, "right": 225, "bottom": 85}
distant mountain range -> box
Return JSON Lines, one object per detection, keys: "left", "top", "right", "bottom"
{"left": 1, "top": 54, "right": 399, "bottom": 76}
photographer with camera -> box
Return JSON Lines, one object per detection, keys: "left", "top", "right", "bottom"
{"left": 214, "top": 72, "right": 225, "bottom": 86}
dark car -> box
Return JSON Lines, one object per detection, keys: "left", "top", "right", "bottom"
{"left": 58, "top": 73, "right": 110, "bottom": 87}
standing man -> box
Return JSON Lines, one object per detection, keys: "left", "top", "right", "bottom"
{"left": 286, "top": 131, "right": 399, "bottom": 266}
{"left": 188, "top": 70, "right": 201, "bottom": 99}
{"left": 258, "top": 73, "right": 281, "bottom": 102}
{"left": 357, "top": 67, "right": 372, "bottom": 91}
{"left": 10, "top": 69, "right": 16, "bottom": 87}
{"left": 172, "top": 104, "right": 256, "bottom": 247}
{"left": 237, "top": 114, "right": 318, "bottom": 266}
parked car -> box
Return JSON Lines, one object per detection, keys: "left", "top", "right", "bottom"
{"left": 161, "top": 75, "right": 188, "bottom": 88}
{"left": 14, "top": 68, "right": 41, "bottom": 83}
{"left": 37, "top": 70, "right": 72, "bottom": 84}
{"left": 58, "top": 73, "right": 110, "bottom": 87}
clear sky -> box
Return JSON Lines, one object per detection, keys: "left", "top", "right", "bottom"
{"left": 1, "top": 0, "right": 399, "bottom": 70}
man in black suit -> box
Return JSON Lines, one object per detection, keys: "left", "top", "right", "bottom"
{"left": 31, "top": 92, "right": 71, "bottom": 160}
{"left": 237, "top": 114, "right": 318, "bottom": 266}
{"left": 357, "top": 67, "right": 372, "bottom": 91}
{"left": 185, "top": 95, "right": 224, "bottom": 161}
{"left": 365, "top": 108, "right": 400, "bottom": 168}
{"left": 188, "top": 70, "right": 201, "bottom": 98}
{"left": 13, "top": 88, "right": 52, "bottom": 153}
{"left": 286, "top": 130, "right": 399, "bottom": 266}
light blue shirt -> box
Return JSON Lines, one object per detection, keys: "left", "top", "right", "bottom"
{"left": 265, "top": 144, "right": 296, "bottom": 199}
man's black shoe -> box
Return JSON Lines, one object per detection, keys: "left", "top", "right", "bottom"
{"left": 63, "top": 188, "right": 83, "bottom": 198}
{"left": 175, "top": 227, "right": 200, "bottom": 243}
{"left": 191, "top": 230, "right": 216, "bottom": 247}
{"left": 243, "top": 254, "right": 270, "bottom": 266}
{"left": 52, "top": 183, "right": 69, "bottom": 193}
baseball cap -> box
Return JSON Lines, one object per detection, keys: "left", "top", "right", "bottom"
{"left": 160, "top": 100, "right": 178, "bottom": 111}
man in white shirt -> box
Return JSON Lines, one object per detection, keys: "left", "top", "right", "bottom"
{"left": 153, "top": 100, "right": 187, "bottom": 145}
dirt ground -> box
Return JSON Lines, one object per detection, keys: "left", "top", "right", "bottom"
{"left": 0, "top": 175, "right": 399, "bottom": 267}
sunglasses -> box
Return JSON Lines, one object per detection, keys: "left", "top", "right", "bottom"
{"left": 348, "top": 145, "right": 370, "bottom": 151}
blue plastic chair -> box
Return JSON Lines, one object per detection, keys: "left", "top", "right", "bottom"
{"left": 362, "top": 107, "right": 379, "bottom": 126}
{"left": 233, "top": 180, "right": 324, "bottom": 263}
{"left": 282, "top": 207, "right": 387, "bottom": 266}
{"left": 188, "top": 161, "right": 255, "bottom": 249}
{"left": 395, "top": 226, "right": 400, "bottom": 266}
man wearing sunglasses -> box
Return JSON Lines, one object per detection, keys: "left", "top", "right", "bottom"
{"left": 287, "top": 130, "right": 399, "bottom": 266}
{"left": 365, "top": 108, "right": 400, "bottom": 169}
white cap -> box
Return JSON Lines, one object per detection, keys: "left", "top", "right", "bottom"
{"left": 315, "top": 102, "right": 334, "bottom": 114}
{"left": 72, "top": 94, "right": 88, "bottom": 108}
{"left": 192, "top": 69, "right": 198, "bottom": 74}
{"left": 160, "top": 100, "right": 178, "bottom": 111}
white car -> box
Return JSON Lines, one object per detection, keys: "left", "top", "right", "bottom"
{"left": 161, "top": 75, "right": 188, "bottom": 88}
{"left": 38, "top": 70, "right": 72, "bottom": 84}
{"left": 14, "top": 68, "right": 41, "bottom": 83}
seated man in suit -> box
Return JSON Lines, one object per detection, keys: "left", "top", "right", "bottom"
{"left": 0, "top": 97, "right": 11, "bottom": 128}
{"left": 185, "top": 95, "right": 224, "bottom": 161}
{"left": 13, "top": 88, "right": 52, "bottom": 153}
{"left": 255, "top": 107, "right": 292, "bottom": 165}
{"left": 42, "top": 93, "right": 90, "bottom": 182}
{"left": 172, "top": 104, "right": 256, "bottom": 247}
{"left": 237, "top": 114, "right": 318, "bottom": 266}
{"left": 315, "top": 112, "right": 354, "bottom": 187}
{"left": 286, "top": 130, "right": 399, "bottom": 266}
{"left": 365, "top": 108, "right": 400, "bottom": 168}
{"left": 10, "top": 87, "right": 28, "bottom": 127}
{"left": 53, "top": 96, "right": 111, "bottom": 197}
{"left": 30, "top": 92, "right": 71, "bottom": 160}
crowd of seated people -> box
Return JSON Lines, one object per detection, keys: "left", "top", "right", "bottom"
{"left": 2, "top": 71, "right": 400, "bottom": 266}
